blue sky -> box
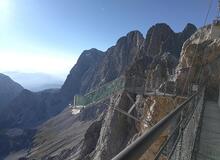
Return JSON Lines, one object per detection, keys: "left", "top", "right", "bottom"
{"left": 0, "top": 0, "right": 218, "bottom": 78}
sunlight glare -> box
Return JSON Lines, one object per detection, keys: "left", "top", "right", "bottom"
{"left": 0, "top": 0, "right": 9, "bottom": 13}
{"left": 0, "top": 0, "right": 11, "bottom": 26}
{"left": 0, "top": 49, "right": 76, "bottom": 76}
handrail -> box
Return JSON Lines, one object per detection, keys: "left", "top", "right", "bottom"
{"left": 112, "top": 91, "right": 200, "bottom": 160}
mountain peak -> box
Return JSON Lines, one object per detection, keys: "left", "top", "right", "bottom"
{"left": 126, "top": 30, "right": 143, "bottom": 38}
{"left": 151, "top": 23, "right": 174, "bottom": 33}
{"left": 182, "top": 23, "right": 197, "bottom": 34}
{"left": 82, "top": 48, "right": 104, "bottom": 54}
{"left": 80, "top": 48, "right": 105, "bottom": 58}
{"left": 116, "top": 30, "right": 144, "bottom": 47}
{"left": 0, "top": 73, "right": 23, "bottom": 90}
{"left": 0, "top": 73, "right": 24, "bottom": 109}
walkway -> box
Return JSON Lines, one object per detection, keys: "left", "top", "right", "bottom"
{"left": 196, "top": 101, "right": 220, "bottom": 160}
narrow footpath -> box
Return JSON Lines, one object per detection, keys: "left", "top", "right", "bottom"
{"left": 196, "top": 101, "right": 220, "bottom": 160}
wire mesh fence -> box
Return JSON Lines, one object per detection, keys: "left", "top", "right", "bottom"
{"left": 153, "top": 89, "right": 205, "bottom": 160}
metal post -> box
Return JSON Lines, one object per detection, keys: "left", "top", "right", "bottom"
{"left": 73, "top": 96, "right": 76, "bottom": 106}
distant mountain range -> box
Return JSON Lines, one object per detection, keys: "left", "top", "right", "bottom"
{"left": 3, "top": 72, "right": 64, "bottom": 92}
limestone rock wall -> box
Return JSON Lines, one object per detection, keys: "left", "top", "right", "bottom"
{"left": 176, "top": 25, "right": 220, "bottom": 96}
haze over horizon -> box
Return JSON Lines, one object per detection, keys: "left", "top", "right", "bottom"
{"left": 0, "top": 0, "right": 218, "bottom": 77}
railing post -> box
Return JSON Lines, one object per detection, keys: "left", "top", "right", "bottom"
{"left": 73, "top": 96, "right": 76, "bottom": 106}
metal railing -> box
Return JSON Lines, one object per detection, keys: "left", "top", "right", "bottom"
{"left": 112, "top": 88, "right": 204, "bottom": 160}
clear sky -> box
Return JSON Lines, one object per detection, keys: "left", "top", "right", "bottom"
{"left": 0, "top": 0, "right": 218, "bottom": 78}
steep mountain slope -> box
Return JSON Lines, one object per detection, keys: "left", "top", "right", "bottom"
{"left": 28, "top": 100, "right": 108, "bottom": 160}
{"left": 61, "top": 31, "right": 144, "bottom": 100}
{"left": 0, "top": 31, "right": 145, "bottom": 159}
{"left": 0, "top": 73, "right": 24, "bottom": 109}
{"left": 0, "top": 30, "right": 145, "bottom": 130}
{"left": 139, "top": 23, "right": 196, "bottom": 58}
{"left": 163, "top": 24, "right": 220, "bottom": 160}
{"left": 88, "top": 23, "right": 197, "bottom": 160}
{"left": 61, "top": 48, "right": 105, "bottom": 100}
{"left": 83, "top": 31, "right": 144, "bottom": 92}
{"left": 0, "top": 89, "right": 61, "bottom": 129}
{"left": 177, "top": 24, "right": 220, "bottom": 95}
{"left": 21, "top": 23, "right": 197, "bottom": 160}
{"left": 0, "top": 49, "right": 104, "bottom": 130}
{"left": 134, "top": 23, "right": 197, "bottom": 89}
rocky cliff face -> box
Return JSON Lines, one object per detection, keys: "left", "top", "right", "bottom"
{"left": 0, "top": 23, "right": 195, "bottom": 131}
{"left": 61, "top": 48, "right": 105, "bottom": 100}
{"left": 176, "top": 25, "right": 220, "bottom": 97}
{"left": 139, "top": 23, "right": 197, "bottom": 58}
{"left": 127, "top": 23, "right": 197, "bottom": 91}
{"left": 85, "top": 31, "right": 144, "bottom": 91}
{"left": 0, "top": 31, "right": 144, "bottom": 130}
{"left": 0, "top": 29, "right": 144, "bottom": 159}
{"left": 85, "top": 23, "right": 197, "bottom": 160}
{"left": 61, "top": 31, "right": 144, "bottom": 100}
{"left": 0, "top": 73, "right": 24, "bottom": 109}
{"left": 0, "top": 49, "right": 105, "bottom": 131}
{"left": 15, "top": 23, "right": 197, "bottom": 160}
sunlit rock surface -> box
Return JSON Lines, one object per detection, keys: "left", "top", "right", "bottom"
{"left": 177, "top": 24, "right": 220, "bottom": 96}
